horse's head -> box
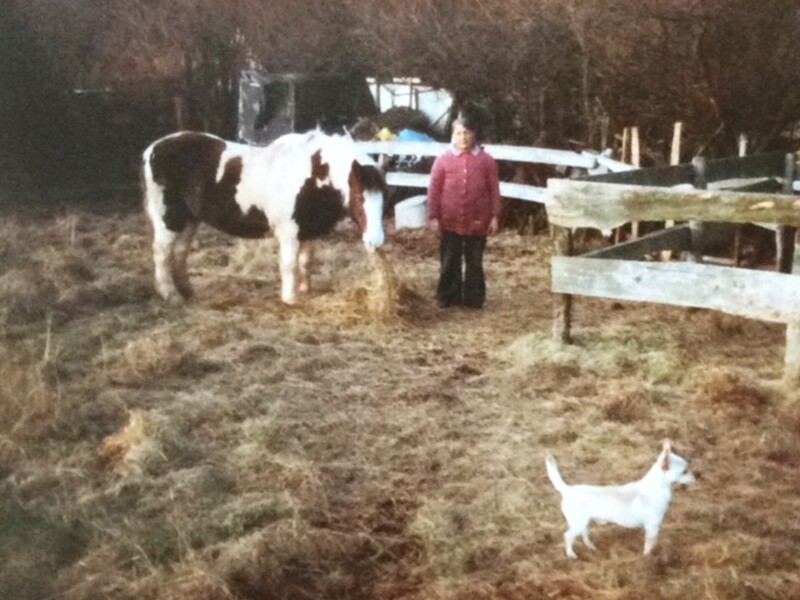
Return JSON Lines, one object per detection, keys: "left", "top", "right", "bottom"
{"left": 317, "top": 134, "right": 386, "bottom": 252}
{"left": 348, "top": 156, "right": 386, "bottom": 252}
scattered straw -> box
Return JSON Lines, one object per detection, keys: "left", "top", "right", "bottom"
{"left": 99, "top": 410, "right": 149, "bottom": 468}
{"left": 690, "top": 366, "right": 772, "bottom": 412}
{"left": 0, "top": 346, "right": 57, "bottom": 438}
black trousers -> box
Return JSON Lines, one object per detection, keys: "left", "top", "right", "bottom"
{"left": 437, "top": 231, "right": 487, "bottom": 307}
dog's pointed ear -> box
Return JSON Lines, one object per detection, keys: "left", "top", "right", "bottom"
{"left": 661, "top": 439, "right": 671, "bottom": 471}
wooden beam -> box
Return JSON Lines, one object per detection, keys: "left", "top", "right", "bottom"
{"left": 776, "top": 153, "right": 797, "bottom": 273}
{"left": 386, "top": 172, "right": 547, "bottom": 203}
{"left": 786, "top": 224, "right": 800, "bottom": 383}
{"left": 670, "top": 122, "right": 682, "bottom": 166}
{"left": 546, "top": 178, "right": 800, "bottom": 230}
{"left": 777, "top": 153, "right": 797, "bottom": 379}
{"left": 584, "top": 152, "right": 638, "bottom": 173}
{"left": 581, "top": 151, "right": 787, "bottom": 187}
{"left": 711, "top": 178, "right": 782, "bottom": 193}
{"left": 689, "top": 157, "right": 707, "bottom": 261}
{"left": 552, "top": 227, "right": 574, "bottom": 344}
{"left": 662, "top": 122, "right": 683, "bottom": 261}
{"left": 705, "top": 151, "right": 786, "bottom": 182}
{"left": 551, "top": 257, "right": 800, "bottom": 324}
{"left": 621, "top": 127, "right": 631, "bottom": 164}
{"left": 584, "top": 224, "right": 692, "bottom": 259}
{"left": 356, "top": 141, "right": 597, "bottom": 168}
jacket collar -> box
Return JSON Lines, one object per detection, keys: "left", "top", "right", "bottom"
{"left": 450, "top": 144, "right": 482, "bottom": 156}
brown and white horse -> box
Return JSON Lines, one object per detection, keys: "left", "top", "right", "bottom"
{"left": 142, "top": 130, "right": 386, "bottom": 304}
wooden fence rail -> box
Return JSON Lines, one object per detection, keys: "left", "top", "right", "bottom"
{"left": 355, "top": 140, "right": 630, "bottom": 204}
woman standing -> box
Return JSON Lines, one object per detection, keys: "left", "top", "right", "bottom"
{"left": 427, "top": 114, "right": 502, "bottom": 308}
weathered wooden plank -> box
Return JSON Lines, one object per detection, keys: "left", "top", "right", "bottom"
{"left": 579, "top": 151, "right": 788, "bottom": 187}
{"left": 357, "top": 140, "right": 448, "bottom": 158}
{"left": 782, "top": 155, "right": 800, "bottom": 382}
{"left": 594, "top": 154, "right": 637, "bottom": 173}
{"left": 546, "top": 178, "right": 800, "bottom": 230}
{"left": 356, "top": 141, "right": 596, "bottom": 168}
{"left": 705, "top": 151, "right": 787, "bottom": 182}
{"left": 708, "top": 177, "right": 782, "bottom": 193}
{"left": 385, "top": 172, "right": 430, "bottom": 188}
{"left": 386, "top": 172, "right": 547, "bottom": 202}
{"left": 579, "top": 162, "right": 694, "bottom": 186}
{"left": 551, "top": 257, "right": 800, "bottom": 324}
{"left": 786, "top": 226, "right": 800, "bottom": 382}
{"left": 584, "top": 224, "right": 692, "bottom": 259}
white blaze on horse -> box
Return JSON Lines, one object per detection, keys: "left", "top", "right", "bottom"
{"left": 142, "top": 130, "right": 386, "bottom": 304}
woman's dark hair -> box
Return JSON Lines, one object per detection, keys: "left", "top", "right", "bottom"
{"left": 452, "top": 112, "right": 478, "bottom": 133}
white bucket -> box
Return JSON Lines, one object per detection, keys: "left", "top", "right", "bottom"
{"left": 394, "top": 195, "right": 428, "bottom": 229}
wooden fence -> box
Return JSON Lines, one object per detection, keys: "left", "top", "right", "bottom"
{"left": 547, "top": 151, "right": 800, "bottom": 382}
{"left": 358, "top": 139, "right": 800, "bottom": 380}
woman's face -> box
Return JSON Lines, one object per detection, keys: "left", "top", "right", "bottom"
{"left": 452, "top": 123, "right": 476, "bottom": 152}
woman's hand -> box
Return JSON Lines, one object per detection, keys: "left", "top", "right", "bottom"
{"left": 487, "top": 216, "right": 499, "bottom": 236}
{"left": 428, "top": 218, "right": 441, "bottom": 237}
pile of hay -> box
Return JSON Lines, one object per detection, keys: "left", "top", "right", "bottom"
{"left": 301, "top": 250, "right": 402, "bottom": 326}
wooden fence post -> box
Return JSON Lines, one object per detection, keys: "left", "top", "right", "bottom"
{"left": 621, "top": 127, "right": 631, "bottom": 165}
{"left": 670, "top": 122, "right": 683, "bottom": 166}
{"left": 777, "top": 153, "right": 797, "bottom": 273}
{"left": 733, "top": 134, "right": 748, "bottom": 267}
{"left": 785, "top": 153, "right": 800, "bottom": 382}
{"left": 689, "top": 156, "right": 707, "bottom": 262}
{"left": 600, "top": 115, "right": 610, "bottom": 150}
{"left": 738, "top": 133, "right": 748, "bottom": 158}
{"left": 661, "top": 122, "right": 683, "bottom": 261}
{"left": 630, "top": 127, "right": 641, "bottom": 239}
{"left": 552, "top": 227, "right": 574, "bottom": 344}
{"left": 614, "top": 127, "right": 639, "bottom": 244}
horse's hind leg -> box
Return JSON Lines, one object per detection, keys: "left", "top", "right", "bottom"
{"left": 297, "top": 240, "right": 315, "bottom": 295}
{"left": 172, "top": 221, "right": 198, "bottom": 299}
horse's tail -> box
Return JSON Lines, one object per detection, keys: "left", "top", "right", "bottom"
{"left": 545, "top": 454, "right": 569, "bottom": 494}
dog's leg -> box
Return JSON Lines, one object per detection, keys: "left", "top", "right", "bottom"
{"left": 581, "top": 529, "right": 598, "bottom": 551}
{"left": 643, "top": 525, "right": 660, "bottom": 555}
{"left": 564, "top": 531, "right": 578, "bottom": 558}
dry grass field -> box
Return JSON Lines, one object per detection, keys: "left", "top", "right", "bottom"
{"left": 2, "top": 195, "right": 800, "bottom": 600}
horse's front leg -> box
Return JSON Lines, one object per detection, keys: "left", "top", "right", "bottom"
{"left": 151, "top": 222, "right": 181, "bottom": 303}
{"left": 172, "top": 221, "right": 198, "bottom": 299}
{"left": 277, "top": 226, "right": 300, "bottom": 304}
{"left": 297, "top": 240, "right": 315, "bottom": 295}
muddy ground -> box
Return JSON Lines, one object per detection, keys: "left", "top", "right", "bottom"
{"left": 1, "top": 196, "right": 799, "bottom": 599}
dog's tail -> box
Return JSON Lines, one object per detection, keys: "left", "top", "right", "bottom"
{"left": 545, "top": 454, "right": 569, "bottom": 494}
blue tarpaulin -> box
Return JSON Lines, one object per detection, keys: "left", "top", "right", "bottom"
{"left": 396, "top": 128, "right": 435, "bottom": 142}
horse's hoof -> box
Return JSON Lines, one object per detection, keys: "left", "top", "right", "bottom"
{"left": 160, "top": 291, "right": 186, "bottom": 306}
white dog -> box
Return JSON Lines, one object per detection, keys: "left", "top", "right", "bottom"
{"left": 545, "top": 440, "right": 695, "bottom": 558}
